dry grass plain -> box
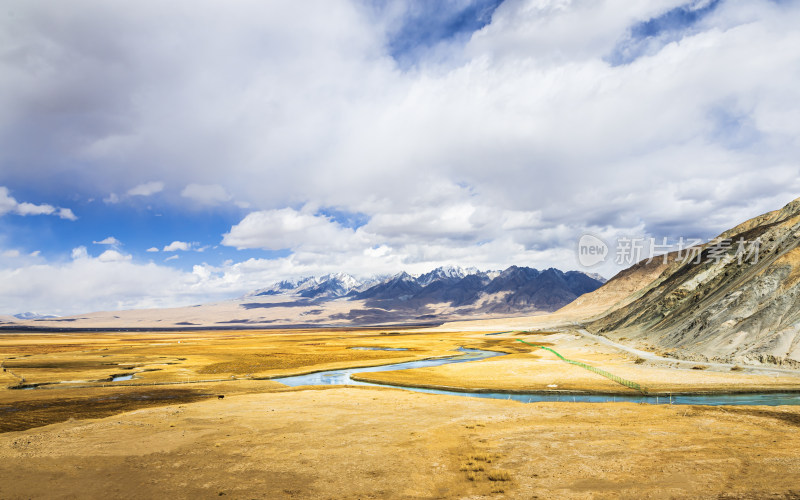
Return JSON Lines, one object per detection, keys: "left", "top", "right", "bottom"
{"left": 3, "top": 327, "right": 800, "bottom": 499}
{"left": 357, "top": 331, "right": 800, "bottom": 395}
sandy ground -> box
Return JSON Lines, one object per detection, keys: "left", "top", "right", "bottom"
{"left": 3, "top": 387, "right": 800, "bottom": 499}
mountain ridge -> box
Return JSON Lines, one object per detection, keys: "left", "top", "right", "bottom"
{"left": 4, "top": 265, "right": 606, "bottom": 329}
{"left": 577, "top": 196, "right": 800, "bottom": 367}
{"left": 246, "top": 265, "right": 606, "bottom": 314}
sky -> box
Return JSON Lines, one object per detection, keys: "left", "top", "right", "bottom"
{"left": 1, "top": 0, "right": 800, "bottom": 316}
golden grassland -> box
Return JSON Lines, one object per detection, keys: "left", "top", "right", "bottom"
{"left": 3, "top": 387, "right": 800, "bottom": 499}
{"left": 0, "top": 328, "right": 456, "bottom": 387}
{"left": 2, "top": 326, "right": 800, "bottom": 498}
{"left": 356, "top": 331, "right": 800, "bottom": 395}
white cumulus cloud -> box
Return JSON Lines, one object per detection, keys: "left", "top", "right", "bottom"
{"left": 222, "top": 208, "right": 363, "bottom": 252}
{"left": 71, "top": 246, "right": 89, "bottom": 260}
{"left": 0, "top": 187, "right": 77, "bottom": 220}
{"left": 57, "top": 208, "right": 78, "bottom": 221}
{"left": 15, "top": 202, "right": 56, "bottom": 216}
{"left": 97, "top": 250, "right": 132, "bottom": 263}
{"left": 163, "top": 241, "right": 191, "bottom": 252}
{"left": 127, "top": 181, "right": 165, "bottom": 197}
{"left": 93, "top": 236, "right": 121, "bottom": 246}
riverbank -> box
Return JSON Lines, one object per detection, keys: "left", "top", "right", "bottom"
{"left": 353, "top": 331, "right": 800, "bottom": 396}
{"left": 349, "top": 373, "right": 800, "bottom": 398}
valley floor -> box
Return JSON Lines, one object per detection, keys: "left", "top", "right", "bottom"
{"left": 3, "top": 388, "right": 800, "bottom": 499}
{"left": 3, "top": 326, "right": 800, "bottom": 498}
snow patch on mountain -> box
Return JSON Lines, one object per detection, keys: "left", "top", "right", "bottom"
{"left": 13, "top": 312, "right": 60, "bottom": 320}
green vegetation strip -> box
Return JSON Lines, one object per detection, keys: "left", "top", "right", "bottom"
{"left": 515, "top": 339, "right": 649, "bottom": 395}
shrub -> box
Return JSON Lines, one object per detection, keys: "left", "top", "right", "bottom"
{"left": 486, "top": 470, "right": 511, "bottom": 482}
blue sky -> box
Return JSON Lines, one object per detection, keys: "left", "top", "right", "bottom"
{"left": 0, "top": 185, "right": 278, "bottom": 270}
{"left": 608, "top": 0, "right": 722, "bottom": 65}
{"left": 1, "top": 0, "right": 800, "bottom": 315}
{"left": 382, "top": 0, "right": 505, "bottom": 66}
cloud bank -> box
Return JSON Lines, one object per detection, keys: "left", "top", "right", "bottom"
{"left": 1, "top": 0, "right": 799, "bottom": 314}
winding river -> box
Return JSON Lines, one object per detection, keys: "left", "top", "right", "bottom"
{"left": 273, "top": 347, "right": 800, "bottom": 406}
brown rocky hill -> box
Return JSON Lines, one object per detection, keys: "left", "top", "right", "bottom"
{"left": 582, "top": 197, "right": 800, "bottom": 367}
{"left": 556, "top": 255, "right": 679, "bottom": 320}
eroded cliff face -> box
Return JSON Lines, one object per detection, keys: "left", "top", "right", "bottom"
{"left": 555, "top": 254, "right": 679, "bottom": 320}
{"left": 586, "top": 198, "right": 800, "bottom": 367}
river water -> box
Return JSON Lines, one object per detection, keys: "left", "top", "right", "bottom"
{"left": 273, "top": 347, "right": 800, "bottom": 406}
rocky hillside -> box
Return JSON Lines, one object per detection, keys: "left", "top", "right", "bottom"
{"left": 585, "top": 197, "right": 800, "bottom": 367}
{"left": 557, "top": 254, "right": 681, "bottom": 320}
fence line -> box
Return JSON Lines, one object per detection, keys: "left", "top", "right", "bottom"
{"left": 515, "top": 339, "right": 649, "bottom": 395}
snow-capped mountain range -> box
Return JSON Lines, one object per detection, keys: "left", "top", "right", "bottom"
{"left": 3, "top": 265, "right": 607, "bottom": 329}
{"left": 247, "top": 265, "right": 606, "bottom": 315}
{"left": 250, "top": 266, "right": 484, "bottom": 299}
{"left": 250, "top": 271, "right": 379, "bottom": 298}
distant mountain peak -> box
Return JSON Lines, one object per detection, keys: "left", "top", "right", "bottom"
{"left": 417, "top": 265, "right": 472, "bottom": 286}
{"left": 249, "top": 276, "right": 317, "bottom": 297}
{"left": 581, "top": 272, "right": 607, "bottom": 283}
{"left": 392, "top": 271, "right": 415, "bottom": 281}
{"left": 318, "top": 272, "right": 359, "bottom": 289}
{"left": 13, "top": 312, "right": 60, "bottom": 320}
{"left": 299, "top": 273, "right": 362, "bottom": 299}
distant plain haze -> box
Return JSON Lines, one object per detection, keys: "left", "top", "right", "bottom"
{"left": 1, "top": 0, "right": 799, "bottom": 315}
